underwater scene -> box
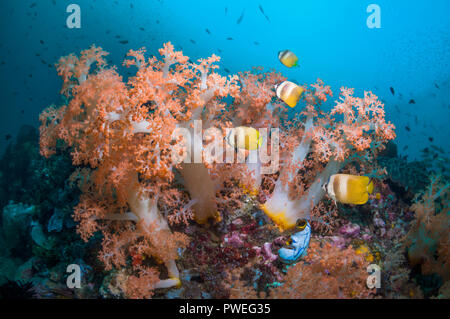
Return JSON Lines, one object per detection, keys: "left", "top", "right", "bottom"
{"left": 0, "top": 0, "right": 449, "bottom": 301}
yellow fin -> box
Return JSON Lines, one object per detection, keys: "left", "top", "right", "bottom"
{"left": 367, "top": 180, "right": 374, "bottom": 194}
{"left": 246, "top": 128, "right": 260, "bottom": 150}
{"left": 256, "top": 130, "right": 263, "bottom": 147}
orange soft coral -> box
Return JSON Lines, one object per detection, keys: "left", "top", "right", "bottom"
{"left": 261, "top": 81, "right": 395, "bottom": 230}
{"left": 405, "top": 177, "right": 450, "bottom": 281}
{"left": 271, "top": 240, "right": 372, "bottom": 298}
{"left": 231, "top": 68, "right": 286, "bottom": 127}
{"left": 40, "top": 42, "right": 397, "bottom": 296}
{"left": 40, "top": 42, "right": 241, "bottom": 294}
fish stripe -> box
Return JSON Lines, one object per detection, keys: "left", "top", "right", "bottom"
{"left": 276, "top": 81, "right": 304, "bottom": 107}
{"left": 279, "top": 50, "right": 288, "bottom": 60}
{"left": 333, "top": 174, "right": 345, "bottom": 201}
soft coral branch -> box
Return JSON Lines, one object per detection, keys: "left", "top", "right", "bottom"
{"left": 262, "top": 81, "right": 395, "bottom": 230}
{"left": 41, "top": 43, "right": 243, "bottom": 295}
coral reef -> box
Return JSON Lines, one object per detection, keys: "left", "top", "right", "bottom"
{"left": 1, "top": 42, "right": 446, "bottom": 300}
{"left": 377, "top": 155, "right": 429, "bottom": 195}
{"left": 271, "top": 240, "right": 371, "bottom": 298}
{"left": 36, "top": 42, "right": 397, "bottom": 298}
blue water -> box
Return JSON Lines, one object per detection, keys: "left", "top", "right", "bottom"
{"left": 0, "top": 0, "right": 449, "bottom": 159}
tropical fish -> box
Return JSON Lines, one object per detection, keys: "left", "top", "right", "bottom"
{"left": 390, "top": 87, "right": 395, "bottom": 95}
{"left": 409, "top": 99, "right": 416, "bottom": 104}
{"left": 275, "top": 81, "right": 304, "bottom": 108}
{"left": 258, "top": 4, "right": 270, "bottom": 22}
{"left": 226, "top": 126, "right": 262, "bottom": 151}
{"left": 237, "top": 9, "right": 245, "bottom": 24}
{"left": 278, "top": 50, "right": 299, "bottom": 68}
{"left": 326, "top": 174, "right": 374, "bottom": 205}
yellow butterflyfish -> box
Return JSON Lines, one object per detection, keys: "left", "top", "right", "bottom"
{"left": 278, "top": 50, "right": 299, "bottom": 68}
{"left": 275, "top": 81, "right": 304, "bottom": 108}
{"left": 226, "top": 126, "right": 262, "bottom": 151}
{"left": 326, "top": 174, "right": 374, "bottom": 205}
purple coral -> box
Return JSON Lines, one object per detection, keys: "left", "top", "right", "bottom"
{"left": 224, "top": 231, "right": 246, "bottom": 247}
{"left": 339, "top": 222, "right": 361, "bottom": 238}
{"left": 330, "top": 236, "right": 347, "bottom": 249}
{"left": 262, "top": 242, "right": 278, "bottom": 263}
